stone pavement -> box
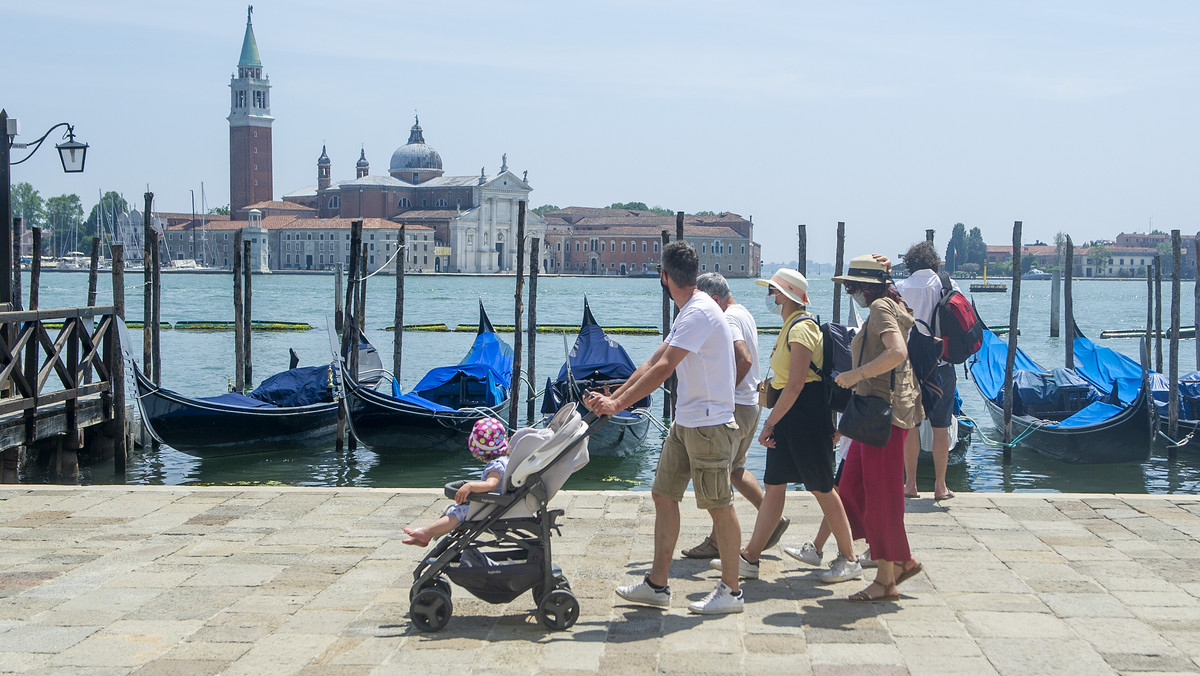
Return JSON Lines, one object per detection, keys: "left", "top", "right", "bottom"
{"left": 2, "top": 487, "right": 1200, "bottom": 675}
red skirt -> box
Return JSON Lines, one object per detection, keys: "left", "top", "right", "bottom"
{"left": 839, "top": 425, "right": 911, "bottom": 563}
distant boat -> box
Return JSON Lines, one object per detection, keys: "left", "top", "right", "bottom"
{"left": 970, "top": 260, "right": 1007, "bottom": 293}
{"left": 1022, "top": 268, "right": 1053, "bottom": 280}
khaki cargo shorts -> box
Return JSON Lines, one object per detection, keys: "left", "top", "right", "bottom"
{"left": 652, "top": 421, "right": 738, "bottom": 510}
{"left": 731, "top": 403, "right": 761, "bottom": 471}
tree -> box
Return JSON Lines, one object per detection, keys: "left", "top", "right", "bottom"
{"left": 1155, "top": 241, "right": 1175, "bottom": 272}
{"left": 607, "top": 202, "right": 674, "bottom": 216}
{"left": 944, "top": 222, "right": 967, "bottom": 273}
{"left": 10, "top": 182, "right": 45, "bottom": 230}
{"left": 1021, "top": 254, "right": 1034, "bottom": 274}
{"left": 694, "top": 210, "right": 716, "bottom": 216}
{"left": 531, "top": 204, "right": 559, "bottom": 216}
{"left": 1053, "top": 231, "right": 1067, "bottom": 269}
{"left": 991, "top": 259, "right": 1013, "bottom": 276}
{"left": 85, "top": 191, "right": 129, "bottom": 241}
{"left": 209, "top": 205, "right": 230, "bottom": 215}
{"left": 44, "top": 194, "right": 85, "bottom": 256}
{"left": 966, "top": 226, "right": 987, "bottom": 266}
{"left": 1088, "top": 244, "right": 1111, "bottom": 275}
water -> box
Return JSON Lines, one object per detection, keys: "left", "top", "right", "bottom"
{"left": 24, "top": 270, "right": 1200, "bottom": 494}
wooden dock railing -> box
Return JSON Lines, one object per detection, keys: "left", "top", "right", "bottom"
{"left": 0, "top": 304, "right": 125, "bottom": 480}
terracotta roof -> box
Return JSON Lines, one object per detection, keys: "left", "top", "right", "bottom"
{"left": 545, "top": 224, "right": 744, "bottom": 238}
{"left": 164, "top": 216, "right": 432, "bottom": 232}
{"left": 242, "top": 201, "right": 316, "bottom": 212}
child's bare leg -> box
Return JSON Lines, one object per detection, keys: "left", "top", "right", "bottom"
{"left": 404, "top": 514, "right": 459, "bottom": 546}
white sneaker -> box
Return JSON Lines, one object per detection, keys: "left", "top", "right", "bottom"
{"left": 688, "top": 580, "right": 744, "bottom": 615}
{"left": 860, "top": 547, "right": 877, "bottom": 568}
{"left": 783, "top": 542, "right": 823, "bottom": 566}
{"left": 708, "top": 554, "right": 759, "bottom": 580}
{"left": 616, "top": 575, "right": 671, "bottom": 609}
{"left": 820, "top": 553, "right": 864, "bottom": 583}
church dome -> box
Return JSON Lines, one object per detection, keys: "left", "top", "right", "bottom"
{"left": 389, "top": 116, "right": 443, "bottom": 174}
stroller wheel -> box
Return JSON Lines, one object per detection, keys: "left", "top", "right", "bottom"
{"left": 410, "top": 587, "right": 453, "bottom": 632}
{"left": 537, "top": 589, "right": 580, "bottom": 631}
{"left": 531, "top": 575, "right": 570, "bottom": 606}
{"left": 410, "top": 576, "right": 451, "bottom": 602}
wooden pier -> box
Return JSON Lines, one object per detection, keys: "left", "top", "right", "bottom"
{"left": 0, "top": 304, "right": 125, "bottom": 482}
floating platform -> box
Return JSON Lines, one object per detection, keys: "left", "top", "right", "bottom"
{"left": 385, "top": 324, "right": 452, "bottom": 332}
{"left": 174, "top": 320, "right": 313, "bottom": 332}
{"left": 969, "top": 282, "right": 1008, "bottom": 293}
{"left": 1100, "top": 327, "right": 1195, "bottom": 340}
{"left": 453, "top": 324, "right": 661, "bottom": 335}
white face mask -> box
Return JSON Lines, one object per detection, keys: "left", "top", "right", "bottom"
{"left": 765, "top": 293, "right": 783, "bottom": 316}
{"left": 851, "top": 291, "right": 870, "bottom": 308}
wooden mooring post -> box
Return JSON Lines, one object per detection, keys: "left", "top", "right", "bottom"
{"left": 142, "top": 192, "right": 153, "bottom": 382}
{"left": 509, "top": 202, "right": 527, "bottom": 429}
{"left": 926, "top": 229, "right": 935, "bottom": 245}
{"left": 393, "top": 226, "right": 405, "bottom": 384}
{"left": 1001, "top": 221, "right": 1023, "bottom": 463}
{"left": 151, "top": 228, "right": 161, "bottom": 388}
{"left": 1065, "top": 236, "right": 1074, "bottom": 368}
{"left": 660, "top": 229, "right": 671, "bottom": 422}
{"left": 233, "top": 229, "right": 245, "bottom": 392}
{"left": 526, "top": 237, "right": 540, "bottom": 423}
{"left": 797, "top": 225, "right": 806, "bottom": 277}
{"left": 110, "top": 244, "right": 128, "bottom": 473}
{"left": 10, "top": 218, "right": 20, "bottom": 311}
{"left": 1049, "top": 271, "right": 1061, "bottom": 338}
{"left": 242, "top": 238, "right": 252, "bottom": 388}
{"left": 1169, "top": 230, "right": 1182, "bottom": 455}
{"left": 87, "top": 237, "right": 100, "bottom": 308}
{"left": 833, "top": 222, "right": 845, "bottom": 324}
{"left": 1155, "top": 255, "right": 1164, "bottom": 372}
{"left": 29, "top": 227, "right": 40, "bottom": 310}
{"left": 335, "top": 262, "right": 345, "bottom": 333}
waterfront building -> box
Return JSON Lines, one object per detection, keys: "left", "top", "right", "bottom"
{"left": 986, "top": 243, "right": 1163, "bottom": 278}
{"left": 538, "top": 207, "right": 760, "bottom": 277}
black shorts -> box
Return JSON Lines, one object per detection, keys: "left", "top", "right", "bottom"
{"left": 925, "top": 363, "right": 958, "bottom": 428}
{"left": 764, "top": 383, "right": 836, "bottom": 492}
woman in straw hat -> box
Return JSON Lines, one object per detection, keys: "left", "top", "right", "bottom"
{"left": 831, "top": 255, "right": 925, "bottom": 602}
{"left": 711, "top": 269, "right": 861, "bottom": 584}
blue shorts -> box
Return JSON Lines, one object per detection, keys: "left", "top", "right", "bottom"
{"left": 925, "top": 363, "right": 957, "bottom": 428}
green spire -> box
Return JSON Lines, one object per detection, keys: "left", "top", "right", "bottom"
{"left": 238, "top": 7, "right": 261, "bottom": 68}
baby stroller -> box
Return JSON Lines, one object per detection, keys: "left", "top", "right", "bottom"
{"left": 409, "top": 403, "right": 604, "bottom": 632}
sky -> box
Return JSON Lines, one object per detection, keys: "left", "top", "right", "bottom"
{"left": 3, "top": 0, "right": 1198, "bottom": 264}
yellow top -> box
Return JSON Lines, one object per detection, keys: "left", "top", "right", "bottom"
{"left": 768, "top": 311, "right": 823, "bottom": 389}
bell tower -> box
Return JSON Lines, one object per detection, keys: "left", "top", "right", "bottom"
{"left": 228, "top": 5, "right": 274, "bottom": 220}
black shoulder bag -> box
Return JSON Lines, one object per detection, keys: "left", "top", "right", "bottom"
{"left": 836, "top": 318, "right": 895, "bottom": 447}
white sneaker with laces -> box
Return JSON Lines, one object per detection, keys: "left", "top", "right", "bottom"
{"left": 708, "top": 554, "right": 759, "bottom": 579}
{"left": 615, "top": 575, "right": 671, "bottom": 609}
{"left": 688, "top": 580, "right": 744, "bottom": 615}
{"left": 820, "top": 553, "right": 864, "bottom": 583}
{"left": 860, "top": 547, "right": 877, "bottom": 568}
{"left": 783, "top": 541, "right": 823, "bottom": 566}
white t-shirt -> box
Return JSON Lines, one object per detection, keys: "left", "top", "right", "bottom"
{"left": 665, "top": 291, "right": 736, "bottom": 427}
{"left": 896, "top": 269, "right": 961, "bottom": 337}
{"left": 724, "top": 302, "right": 760, "bottom": 407}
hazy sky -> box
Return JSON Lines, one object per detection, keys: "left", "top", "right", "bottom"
{"left": 4, "top": 1, "right": 1197, "bottom": 263}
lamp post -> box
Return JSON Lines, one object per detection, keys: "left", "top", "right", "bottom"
{"left": 1, "top": 109, "right": 89, "bottom": 304}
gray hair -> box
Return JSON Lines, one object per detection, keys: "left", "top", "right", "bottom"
{"left": 696, "top": 272, "right": 731, "bottom": 301}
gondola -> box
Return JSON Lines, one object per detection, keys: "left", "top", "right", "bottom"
{"left": 343, "top": 303, "right": 512, "bottom": 451}
{"left": 540, "top": 299, "right": 651, "bottom": 457}
{"left": 967, "top": 329, "right": 1153, "bottom": 464}
{"left": 1072, "top": 333, "right": 1200, "bottom": 447}
{"left": 133, "top": 361, "right": 340, "bottom": 457}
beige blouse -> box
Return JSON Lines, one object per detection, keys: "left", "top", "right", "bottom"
{"left": 848, "top": 297, "right": 924, "bottom": 430}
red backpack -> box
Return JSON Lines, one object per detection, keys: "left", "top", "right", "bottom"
{"left": 934, "top": 272, "right": 984, "bottom": 363}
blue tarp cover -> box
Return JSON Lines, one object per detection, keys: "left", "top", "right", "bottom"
{"left": 1071, "top": 336, "right": 1143, "bottom": 406}
{"left": 198, "top": 392, "right": 277, "bottom": 408}
{"left": 404, "top": 330, "right": 513, "bottom": 409}
{"left": 1046, "top": 401, "right": 1124, "bottom": 429}
{"left": 388, "top": 382, "right": 457, "bottom": 412}
{"left": 248, "top": 365, "right": 335, "bottom": 407}
{"left": 968, "top": 330, "right": 1041, "bottom": 400}
{"left": 541, "top": 315, "right": 649, "bottom": 415}
{"left": 1011, "top": 368, "right": 1100, "bottom": 415}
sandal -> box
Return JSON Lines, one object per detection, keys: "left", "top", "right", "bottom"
{"left": 681, "top": 536, "right": 719, "bottom": 559}
{"left": 895, "top": 561, "right": 923, "bottom": 586}
{"left": 402, "top": 528, "right": 431, "bottom": 547}
{"left": 848, "top": 583, "right": 899, "bottom": 602}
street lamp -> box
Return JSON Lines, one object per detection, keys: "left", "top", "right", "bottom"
{"left": 1, "top": 109, "right": 89, "bottom": 304}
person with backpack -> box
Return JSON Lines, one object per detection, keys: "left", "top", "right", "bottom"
{"left": 708, "top": 269, "right": 861, "bottom": 584}
{"left": 832, "top": 254, "right": 925, "bottom": 602}
{"left": 896, "top": 241, "right": 959, "bottom": 501}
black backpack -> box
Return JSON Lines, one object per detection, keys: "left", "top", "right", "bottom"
{"left": 796, "top": 316, "right": 856, "bottom": 412}
{"left": 934, "top": 272, "right": 985, "bottom": 363}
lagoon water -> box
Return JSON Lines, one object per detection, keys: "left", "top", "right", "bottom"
{"left": 24, "top": 269, "right": 1200, "bottom": 494}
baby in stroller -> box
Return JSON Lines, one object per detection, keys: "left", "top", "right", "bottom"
{"left": 403, "top": 417, "right": 509, "bottom": 547}
{"left": 408, "top": 403, "right": 602, "bottom": 633}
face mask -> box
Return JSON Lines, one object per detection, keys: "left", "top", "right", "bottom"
{"left": 851, "top": 291, "right": 870, "bottom": 308}
{"left": 765, "top": 294, "right": 783, "bottom": 316}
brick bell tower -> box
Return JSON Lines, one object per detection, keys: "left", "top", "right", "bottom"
{"left": 228, "top": 5, "right": 274, "bottom": 220}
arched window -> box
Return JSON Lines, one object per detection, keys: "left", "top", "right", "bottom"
{"left": 642, "top": 241, "right": 647, "bottom": 252}
{"left": 621, "top": 241, "right": 626, "bottom": 252}
{"left": 654, "top": 242, "right": 659, "bottom": 253}
{"left": 435, "top": 199, "right": 447, "bottom": 207}
{"left": 398, "top": 197, "right": 411, "bottom": 209}
{"left": 328, "top": 196, "right": 340, "bottom": 209}
{"left": 610, "top": 240, "right": 616, "bottom": 252}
